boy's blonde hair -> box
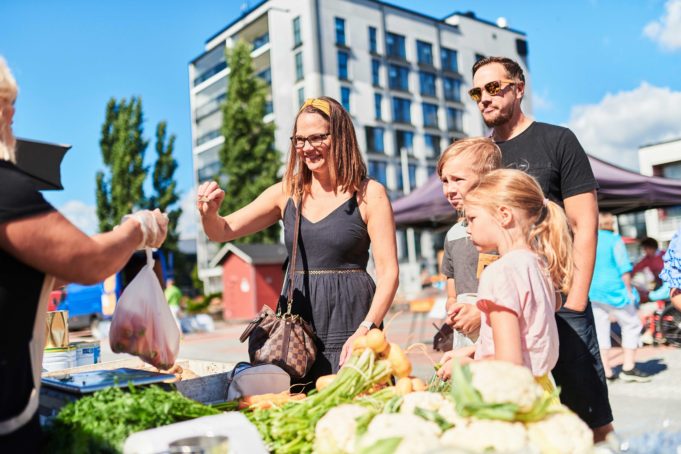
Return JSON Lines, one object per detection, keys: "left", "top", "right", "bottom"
{"left": 436, "top": 137, "right": 501, "bottom": 177}
{"left": 464, "top": 169, "right": 574, "bottom": 293}
{"left": 0, "top": 57, "right": 17, "bottom": 163}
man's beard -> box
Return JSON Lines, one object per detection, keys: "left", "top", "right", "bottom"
{"left": 483, "top": 104, "right": 514, "bottom": 128}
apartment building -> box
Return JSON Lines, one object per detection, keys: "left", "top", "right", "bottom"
{"left": 638, "top": 138, "right": 681, "bottom": 244}
{"left": 189, "top": 0, "right": 531, "bottom": 292}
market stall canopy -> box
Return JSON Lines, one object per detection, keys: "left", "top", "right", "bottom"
{"left": 393, "top": 154, "right": 681, "bottom": 228}
{"left": 15, "top": 138, "right": 71, "bottom": 190}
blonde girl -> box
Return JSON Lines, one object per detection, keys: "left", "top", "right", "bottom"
{"left": 438, "top": 169, "right": 573, "bottom": 394}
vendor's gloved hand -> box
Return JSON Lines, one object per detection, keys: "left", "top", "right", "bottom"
{"left": 122, "top": 209, "right": 169, "bottom": 249}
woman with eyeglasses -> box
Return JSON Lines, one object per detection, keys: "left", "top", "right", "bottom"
{"left": 197, "top": 96, "right": 398, "bottom": 386}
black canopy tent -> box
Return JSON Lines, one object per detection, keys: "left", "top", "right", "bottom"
{"left": 392, "top": 155, "right": 681, "bottom": 228}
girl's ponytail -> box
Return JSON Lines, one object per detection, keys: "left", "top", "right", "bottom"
{"left": 528, "top": 200, "right": 574, "bottom": 293}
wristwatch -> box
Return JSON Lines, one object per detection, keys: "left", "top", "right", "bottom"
{"left": 359, "top": 320, "right": 377, "bottom": 332}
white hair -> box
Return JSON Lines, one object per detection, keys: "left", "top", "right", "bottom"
{"left": 0, "top": 57, "right": 18, "bottom": 163}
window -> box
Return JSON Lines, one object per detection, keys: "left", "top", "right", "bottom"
{"left": 293, "top": 16, "right": 302, "bottom": 47}
{"left": 335, "top": 17, "right": 346, "bottom": 46}
{"left": 386, "top": 32, "right": 406, "bottom": 60}
{"left": 340, "top": 86, "right": 351, "bottom": 111}
{"left": 422, "top": 103, "right": 439, "bottom": 128}
{"left": 396, "top": 162, "right": 417, "bottom": 191}
{"left": 368, "top": 26, "right": 378, "bottom": 53}
{"left": 414, "top": 229, "right": 422, "bottom": 259}
{"left": 395, "top": 130, "right": 414, "bottom": 156}
{"left": 193, "top": 43, "right": 227, "bottom": 86}
{"left": 295, "top": 52, "right": 304, "bottom": 81}
{"left": 388, "top": 64, "right": 409, "bottom": 91}
{"left": 365, "top": 126, "right": 385, "bottom": 153}
{"left": 441, "top": 47, "right": 458, "bottom": 73}
{"left": 252, "top": 33, "right": 269, "bottom": 51}
{"left": 446, "top": 107, "right": 463, "bottom": 132}
{"left": 419, "top": 71, "right": 436, "bottom": 97}
{"left": 392, "top": 97, "right": 411, "bottom": 124}
{"left": 256, "top": 67, "right": 271, "bottom": 85}
{"left": 337, "top": 51, "right": 349, "bottom": 80}
{"left": 374, "top": 93, "right": 382, "bottom": 120}
{"left": 265, "top": 100, "right": 273, "bottom": 115}
{"left": 368, "top": 160, "right": 388, "bottom": 186}
{"left": 424, "top": 134, "right": 441, "bottom": 158}
{"left": 443, "top": 76, "right": 461, "bottom": 102}
{"left": 371, "top": 59, "right": 380, "bottom": 86}
{"left": 427, "top": 165, "right": 437, "bottom": 177}
{"left": 297, "top": 87, "right": 305, "bottom": 108}
{"left": 416, "top": 40, "right": 433, "bottom": 65}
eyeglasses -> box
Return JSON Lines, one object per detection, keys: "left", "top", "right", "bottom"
{"left": 468, "top": 80, "right": 517, "bottom": 102}
{"left": 290, "top": 133, "right": 331, "bottom": 149}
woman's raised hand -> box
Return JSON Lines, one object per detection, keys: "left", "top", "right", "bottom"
{"left": 197, "top": 181, "right": 225, "bottom": 217}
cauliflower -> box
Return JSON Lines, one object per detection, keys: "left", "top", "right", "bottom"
{"left": 526, "top": 410, "right": 593, "bottom": 454}
{"left": 399, "top": 391, "right": 465, "bottom": 426}
{"left": 314, "top": 404, "right": 370, "bottom": 454}
{"left": 356, "top": 413, "right": 442, "bottom": 454}
{"left": 468, "top": 361, "right": 544, "bottom": 412}
{"left": 440, "top": 419, "right": 532, "bottom": 453}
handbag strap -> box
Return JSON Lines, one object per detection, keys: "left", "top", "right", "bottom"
{"left": 284, "top": 194, "right": 302, "bottom": 316}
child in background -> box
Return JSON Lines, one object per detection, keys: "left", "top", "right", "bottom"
{"left": 437, "top": 138, "right": 501, "bottom": 341}
{"left": 438, "top": 169, "right": 573, "bottom": 396}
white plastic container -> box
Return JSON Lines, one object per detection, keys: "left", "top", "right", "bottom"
{"left": 123, "top": 413, "right": 267, "bottom": 454}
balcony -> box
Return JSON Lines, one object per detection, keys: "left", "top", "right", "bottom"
{"left": 195, "top": 93, "right": 226, "bottom": 121}
{"left": 194, "top": 61, "right": 227, "bottom": 87}
{"left": 196, "top": 129, "right": 221, "bottom": 146}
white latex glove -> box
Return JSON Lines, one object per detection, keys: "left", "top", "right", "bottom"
{"left": 122, "top": 209, "right": 169, "bottom": 249}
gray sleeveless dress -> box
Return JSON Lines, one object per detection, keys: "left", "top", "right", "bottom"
{"left": 283, "top": 195, "right": 376, "bottom": 387}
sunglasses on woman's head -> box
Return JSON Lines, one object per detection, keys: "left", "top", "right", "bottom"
{"left": 468, "top": 80, "right": 517, "bottom": 102}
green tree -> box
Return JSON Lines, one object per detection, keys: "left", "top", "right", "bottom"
{"left": 96, "top": 97, "right": 148, "bottom": 232}
{"left": 148, "top": 121, "right": 181, "bottom": 253}
{"left": 219, "top": 40, "right": 281, "bottom": 244}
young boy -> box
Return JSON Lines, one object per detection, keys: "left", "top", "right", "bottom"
{"left": 437, "top": 137, "right": 501, "bottom": 349}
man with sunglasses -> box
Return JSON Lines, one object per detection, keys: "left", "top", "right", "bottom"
{"left": 460, "top": 56, "right": 613, "bottom": 441}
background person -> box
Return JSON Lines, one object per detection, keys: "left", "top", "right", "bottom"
{"left": 197, "top": 97, "right": 398, "bottom": 387}
{"left": 661, "top": 227, "right": 681, "bottom": 312}
{"left": 589, "top": 213, "right": 650, "bottom": 382}
{"left": 0, "top": 57, "right": 168, "bottom": 451}
{"left": 633, "top": 236, "right": 665, "bottom": 291}
{"left": 469, "top": 56, "right": 612, "bottom": 440}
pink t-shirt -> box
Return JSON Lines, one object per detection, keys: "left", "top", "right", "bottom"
{"left": 474, "top": 249, "right": 559, "bottom": 376}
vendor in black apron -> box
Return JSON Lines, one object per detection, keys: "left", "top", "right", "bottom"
{"left": 0, "top": 57, "right": 168, "bottom": 452}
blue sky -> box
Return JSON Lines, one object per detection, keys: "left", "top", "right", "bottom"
{"left": 2, "top": 0, "right": 681, "bottom": 236}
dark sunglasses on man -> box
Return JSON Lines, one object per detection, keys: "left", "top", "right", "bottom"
{"left": 468, "top": 79, "right": 517, "bottom": 102}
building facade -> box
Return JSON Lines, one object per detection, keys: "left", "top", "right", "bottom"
{"left": 638, "top": 138, "right": 681, "bottom": 244}
{"left": 189, "top": 0, "right": 531, "bottom": 292}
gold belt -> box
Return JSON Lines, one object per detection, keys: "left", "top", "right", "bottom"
{"left": 294, "top": 268, "right": 365, "bottom": 275}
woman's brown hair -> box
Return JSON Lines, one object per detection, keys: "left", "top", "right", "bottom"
{"left": 283, "top": 96, "right": 367, "bottom": 196}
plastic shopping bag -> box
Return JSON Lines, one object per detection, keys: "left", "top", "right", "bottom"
{"left": 109, "top": 249, "right": 180, "bottom": 369}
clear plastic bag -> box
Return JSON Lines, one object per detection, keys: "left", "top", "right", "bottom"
{"left": 109, "top": 249, "right": 180, "bottom": 369}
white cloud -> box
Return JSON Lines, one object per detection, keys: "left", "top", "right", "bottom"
{"left": 531, "top": 90, "right": 552, "bottom": 112}
{"left": 643, "top": 0, "right": 681, "bottom": 51}
{"left": 177, "top": 187, "right": 198, "bottom": 240}
{"left": 567, "top": 82, "right": 681, "bottom": 170}
{"left": 59, "top": 200, "right": 98, "bottom": 235}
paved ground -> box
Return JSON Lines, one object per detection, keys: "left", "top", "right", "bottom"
{"left": 93, "top": 309, "right": 681, "bottom": 438}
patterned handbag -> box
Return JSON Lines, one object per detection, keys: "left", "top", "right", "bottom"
{"left": 238, "top": 196, "right": 317, "bottom": 380}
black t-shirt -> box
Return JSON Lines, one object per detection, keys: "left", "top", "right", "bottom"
{"left": 496, "top": 122, "right": 598, "bottom": 203}
{"left": 0, "top": 160, "right": 54, "bottom": 424}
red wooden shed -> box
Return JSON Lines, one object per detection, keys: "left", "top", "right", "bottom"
{"left": 210, "top": 243, "right": 288, "bottom": 320}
